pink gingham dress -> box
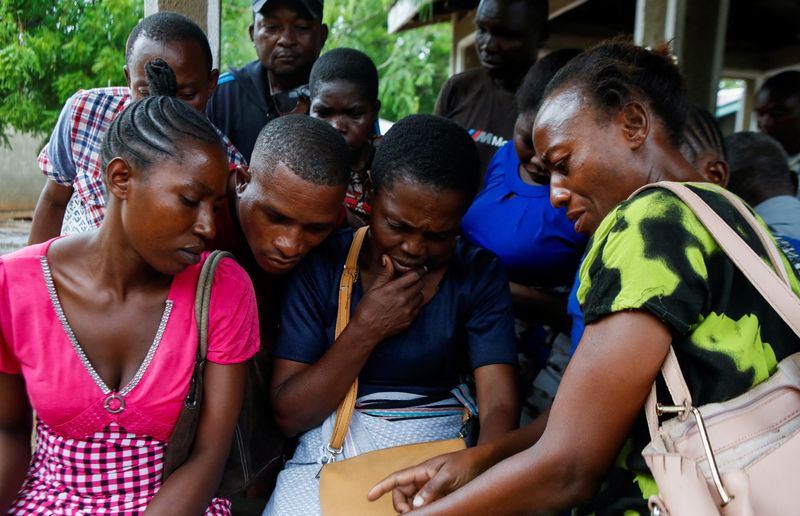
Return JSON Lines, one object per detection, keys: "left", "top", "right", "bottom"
{"left": 0, "top": 240, "right": 260, "bottom": 514}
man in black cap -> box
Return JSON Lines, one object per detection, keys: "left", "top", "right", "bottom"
{"left": 207, "top": 0, "right": 328, "bottom": 161}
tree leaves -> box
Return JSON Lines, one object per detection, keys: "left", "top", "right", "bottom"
{"left": 322, "top": 0, "right": 450, "bottom": 122}
{"left": 220, "top": 0, "right": 451, "bottom": 123}
{"left": 0, "top": 0, "right": 142, "bottom": 144}
{"left": 2, "top": 0, "right": 451, "bottom": 146}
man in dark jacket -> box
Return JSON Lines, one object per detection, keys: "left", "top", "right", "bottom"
{"left": 207, "top": 0, "right": 328, "bottom": 161}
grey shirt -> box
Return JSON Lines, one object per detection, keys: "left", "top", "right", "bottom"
{"left": 789, "top": 154, "right": 800, "bottom": 199}
{"left": 755, "top": 195, "right": 800, "bottom": 240}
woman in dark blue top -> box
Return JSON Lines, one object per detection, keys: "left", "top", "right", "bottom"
{"left": 274, "top": 230, "right": 516, "bottom": 397}
{"left": 265, "top": 115, "right": 518, "bottom": 515}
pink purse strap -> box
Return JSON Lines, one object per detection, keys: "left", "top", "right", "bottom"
{"left": 630, "top": 182, "right": 800, "bottom": 439}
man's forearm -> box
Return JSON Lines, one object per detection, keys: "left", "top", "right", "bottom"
{"left": 28, "top": 182, "right": 72, "bottom": 244}
{"left": 272, "top": 321, "right": 382, "bottom": 436}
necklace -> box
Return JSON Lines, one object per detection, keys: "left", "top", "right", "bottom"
{"left": 41, "top": 256, "right": 173, "bottom": 414}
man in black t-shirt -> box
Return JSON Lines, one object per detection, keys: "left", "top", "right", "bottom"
{"left": 207, "top": 0, "right": 328, "bottom": 162}
{"left": 435, "top": 0, "right": 548, "bottom": 179}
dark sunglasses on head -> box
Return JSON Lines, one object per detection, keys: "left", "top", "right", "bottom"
{"left": 272, "top": 84, "right": 311, "bottom": 115}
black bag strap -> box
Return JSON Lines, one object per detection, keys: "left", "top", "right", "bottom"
{"left": 162, "top": 250, "right": 234, "bottom": 479}
{"left": 194, "top": 251, "right": 233, "bottom": 361}
{"left": 184, "top": 250, "right": 233, "bottom": 406}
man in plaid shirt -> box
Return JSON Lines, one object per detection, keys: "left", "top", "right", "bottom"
{"left": 29, "top": 12, "right": 245, "bottom": 244}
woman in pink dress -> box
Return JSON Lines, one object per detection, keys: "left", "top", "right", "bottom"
{"left": 0, "top": 95, "right": 259, "bottom": 514}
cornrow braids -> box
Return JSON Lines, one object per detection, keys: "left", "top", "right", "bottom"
{"left": 100, "top": 96, "right": 224, "bottom": 171}
{"left": 680, "top": 105, "right": 726, "bottom": 166}
{"left": 544, "top": 40, "right": 689, "bottom": 147}
{"left": 145, "top": 58, "right": 178, "bottom": 97}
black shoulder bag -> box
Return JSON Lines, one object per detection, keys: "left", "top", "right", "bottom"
{"left": 162, "top": 250, "right": 284, "bottom": 497}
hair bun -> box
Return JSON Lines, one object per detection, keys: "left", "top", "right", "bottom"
{"left": 145, "top": 58, "right": 178, "bottom": 97}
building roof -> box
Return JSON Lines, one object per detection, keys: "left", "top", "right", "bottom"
{"left": 389, "top": 0, "right": 800, "bottom": 72}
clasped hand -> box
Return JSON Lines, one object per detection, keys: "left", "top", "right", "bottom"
{"left": 353, "top": 255, "right": 426, "bottom": 341}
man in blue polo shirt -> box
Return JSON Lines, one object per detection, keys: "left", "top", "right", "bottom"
{"left": 207, "top": 0, "right": 328, "bottom": 162}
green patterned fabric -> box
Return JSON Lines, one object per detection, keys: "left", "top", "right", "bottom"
{"left": 575, "top": 183, "right": 800, "bottom": 515}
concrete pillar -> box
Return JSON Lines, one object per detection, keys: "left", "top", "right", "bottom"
{"left": 144, "top": 0, "right": 221, "bottom": 69}
{"left": 680, "top": 0, "right": 729, "bottom": 111}
{"left": 635, "top": 0, "right": 729, "bottom": 113}
{"left": 634, "top": 0, "right": 686, "bottom": 55}
{"left": 737, "top": 77, "right": 756, "bottom": 131}
{"left": 0, "top": 132, "right": 47, "bottom": 212}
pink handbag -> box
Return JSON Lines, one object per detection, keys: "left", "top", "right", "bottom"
{"left": 631, "top": 183, "right": 800, "bottom": 516}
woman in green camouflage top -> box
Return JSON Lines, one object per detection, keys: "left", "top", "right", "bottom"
{"left": 368, "top": 41, "right": 800, "bottom": 515}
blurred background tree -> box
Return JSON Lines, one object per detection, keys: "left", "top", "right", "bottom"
{"left": 221, "top": 0, "right": 452, "bottom": 122}
{"left": 0, "top": 0, "right": 450, "bottom": 144}
{"left": 0, "top": 0, "right": 142, "bottom": 143}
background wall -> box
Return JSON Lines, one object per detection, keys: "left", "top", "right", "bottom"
{"left": 0, "top": 132, "right": 45, "bottom": 212}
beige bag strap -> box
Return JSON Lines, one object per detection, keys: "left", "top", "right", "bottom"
{"left": 328, "top": 226, "right": 370, "bottom": 453}
{"left": 710, "top": 185, "right": 791, "bottom": 285}
{"left": 630, "top": 182, "right": 800, "bottom": 438}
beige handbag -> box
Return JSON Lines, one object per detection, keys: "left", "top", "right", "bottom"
{"left": 633, "top": 182, "right": 800, "bottom": 516}
{"left": 318, "top": 226, "right": 466, "bottom": 515}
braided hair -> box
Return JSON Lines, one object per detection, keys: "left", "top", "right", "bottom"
{"left": 144, "top": 58, "right": 178, "bottom": 97}
{"left": 680, "top": 105, "right": 726, "bottom": 166}
{"left": 544, "top": 40, "right": 688, "bottom": 147}
{"left": 100, "top": 95, "right": 224, "bottom": 171}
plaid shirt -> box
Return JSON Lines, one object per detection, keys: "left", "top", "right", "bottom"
{"left": 38, "top": 87, "right": 246, "bottom": 231}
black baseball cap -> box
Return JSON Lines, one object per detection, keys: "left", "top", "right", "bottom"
{"left": 252, "top": 0, "right": 324, "bottom": 20}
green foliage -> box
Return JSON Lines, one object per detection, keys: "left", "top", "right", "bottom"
{"left": 0, "top": 0, "right": 450, "bottom": 142}
{"left": 220, "top": 0, "right": 452, "bottom": 122}
{"left": 719, "top": 78, "right": 745, "bottom": 91}
{"left": 0, "top": 0, "right": 142, "bottom": 143}
{"left": 220, "top": 0, "right": 255, "bottom": 71}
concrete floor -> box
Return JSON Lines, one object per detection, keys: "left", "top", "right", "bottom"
{"left": 0, "top": 212, "right": 32, "bottom": 255}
